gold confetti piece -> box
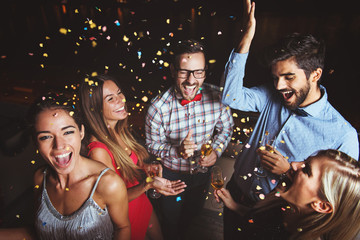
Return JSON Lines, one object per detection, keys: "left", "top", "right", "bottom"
{"left": 237, "top": 228, "right": 242, "bottom": 231}
{"left": 59, "top": 28, "right": 68, "bottom": 35}
{"left": 256, "top": 185, "right": 262, "bottom": 190}
{"left": 31, "top": 160, "right": 35, "bottom": 164}
{"left": 65, "top": 188, "right": 70, "bottom": 191}
{"left": 146, "top": 177, "right": 153, "bottom": 183}
{"left": 34, "top": 185, "right": 39, "bottom": 189}
{"left": 232, "top": 113, "right": 238, "bottom": 118}
{"left": 16, "top": 215, "right": 20, "bottom": 218}
{"left": 123, "top": 35, "right": 129, "bottom": 42}
{"left": 208, "top": 59, "right": 216, "bottom": 64}
{"left": 259, "top": 146, "right": 266, "bottom": 150}
{"left": 218, "top": 212, "right": 222, "bottom": 216}
{"left": 280, "top": 140, "right": 285, "bottom": 144}
{"left": 297, "top": 228, "right": 303, "bottom": 232}
{"left": 69, "top": 111, "right": 74, "bottom": 116}
{"left": 259, "top": 194, "right": 265, "bottom": 200}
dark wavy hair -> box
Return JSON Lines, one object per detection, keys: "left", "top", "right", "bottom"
{"left": 265, "top": 33, "right": 325, "bottom": 82}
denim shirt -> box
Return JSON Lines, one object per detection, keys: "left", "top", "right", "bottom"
{"left": 222, "top": 51, "right": 359, "bottom": 202}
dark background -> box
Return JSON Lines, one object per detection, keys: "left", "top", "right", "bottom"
{"left": 1, "top": 0, "right": 359, "bottom": 129}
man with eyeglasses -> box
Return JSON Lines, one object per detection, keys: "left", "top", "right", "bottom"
{"left": 145, "top": 39, "right": 233, "bottom": 239}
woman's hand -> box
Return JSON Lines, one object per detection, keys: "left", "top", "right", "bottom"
{"left": 214, "top": 188, "right": 250, "bottom": 216}
{"left": 148, "top": 177, "right": 186, "bottom": 196}
{"left": 214, "top": 188, "right": 238, "bottom": 210}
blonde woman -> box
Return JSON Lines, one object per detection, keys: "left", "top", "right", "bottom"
{"left": 80, "top": 74, "right": 186, "bottom": 240}
{"left": 216, "top": 149, "right": 360, "bottom": 240}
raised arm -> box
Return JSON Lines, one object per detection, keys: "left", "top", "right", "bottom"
{"left": 236, "top": 0, "right": 256, "bottom": 54}
{"left": 222, "top": 0, "right": 267, "bottom": 112}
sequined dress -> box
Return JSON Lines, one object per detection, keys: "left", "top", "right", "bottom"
{"left": 35, "top": 168, "right": 114, "bottom": 240}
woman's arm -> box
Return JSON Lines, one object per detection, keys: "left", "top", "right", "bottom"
{"left": 214, "top": 188, "right": 251, "bottom": 216}
{"left": 98, "top": 171, "right": 131, "bottom": 240}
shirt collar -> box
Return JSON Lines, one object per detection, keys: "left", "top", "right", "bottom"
{"left": 297, "top": 85, "right": 327, "bottom": 117}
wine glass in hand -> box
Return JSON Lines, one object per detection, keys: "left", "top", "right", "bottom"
{"left": 147, "top": 161, "right": 162, "bottom": 199}
{"left": 198, "top": 140, "right": 213, "bottom": 173}
{"left": 255, "top": 131, "right": 276, "bottom": 177}
{"left": 211, "top": 166, "right": 224, "bottom": 208}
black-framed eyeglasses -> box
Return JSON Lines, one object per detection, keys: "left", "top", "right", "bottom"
{"left": 175, "top": 68, "right": 206, "bottom": 79}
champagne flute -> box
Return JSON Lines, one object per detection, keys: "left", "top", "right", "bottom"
{"left": 147, "top": 160, "right": 162, "bottom": 199}
{"left": 211, "top": 166, "right": 224, "bottom": 208}
{"left": 198, "top": 140, "right": 213, "bottom": 173}
{"left": 255, "top": 131, "right": 276, "bottom": 177}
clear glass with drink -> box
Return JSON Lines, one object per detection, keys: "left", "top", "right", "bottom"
{"left": 198, "top": 140, "right": 213, "bottom": 173}
{"left": 146, "top": 160, "right": 162, "bottom": 199}
{"left": 211, "top": 166, "right": 224, "bottom": 208}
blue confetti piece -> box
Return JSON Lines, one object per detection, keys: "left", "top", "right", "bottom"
{"left": 176, "top": 196, "right": 182, "bottom": 202}
{"left": 84, "top": 27, "right": 88, "bottom": 31}
{"left": 42, "top": 222, "right": 47, "bottom": 226}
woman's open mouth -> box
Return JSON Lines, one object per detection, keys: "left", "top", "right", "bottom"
{"left": 54, "top": 152, "right": 72, "bottom": 168}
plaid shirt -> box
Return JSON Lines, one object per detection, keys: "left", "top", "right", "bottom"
{"left": 145, "top": 83, "right": 234, "bottom": 172}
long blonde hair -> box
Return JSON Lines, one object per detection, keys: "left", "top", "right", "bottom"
{"left": 80, "top": 74, "right": 149, "bottom": 182}
{"left": 293, "top": 149, "right": 360, "bottom": 240}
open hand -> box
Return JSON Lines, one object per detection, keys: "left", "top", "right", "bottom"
{"left": 151, "top": 176, "right": 187, "bottom": 196}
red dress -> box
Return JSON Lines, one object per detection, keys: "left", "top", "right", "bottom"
{"left": 87, "top": 141, "right": 153, "bottom": 240}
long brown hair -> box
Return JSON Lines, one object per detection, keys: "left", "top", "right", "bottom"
{"left": 80, "top": 74, "right": 149, "bottom": 182}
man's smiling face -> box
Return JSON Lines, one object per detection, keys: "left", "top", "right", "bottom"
{"left": 173, "top": 52, "right": 206, "bottom": 101}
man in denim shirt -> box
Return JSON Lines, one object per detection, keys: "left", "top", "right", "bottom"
{"left": 219, "top": 0, "right": 359, "bottom": 239}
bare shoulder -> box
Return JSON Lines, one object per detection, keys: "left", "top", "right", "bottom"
{"left": 96, "top": 169, "right": 127, "bottom": 200}
{"left": 33, "top": 166, "right": 47, "bottom": 186}
{"left": 88, "top": 145, "right": 114, "bottom": 169}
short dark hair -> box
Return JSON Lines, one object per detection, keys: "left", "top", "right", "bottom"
{"left": 265, "top": 33, "right": 325, "bottom": 80}
{"left": 173, "top": 39, "right": 206, "bottom": 68}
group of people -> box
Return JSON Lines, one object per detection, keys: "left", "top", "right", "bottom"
{"left": 1, "top": 0, "right": 360, "bottom": 239}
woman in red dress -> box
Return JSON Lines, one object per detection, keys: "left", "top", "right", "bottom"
{"left": 80, "top": 74, "right": 186, "bottom": 240}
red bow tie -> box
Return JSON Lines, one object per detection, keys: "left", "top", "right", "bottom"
{"left": 180, "top": 93, "right": 202, "bottom": 106}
